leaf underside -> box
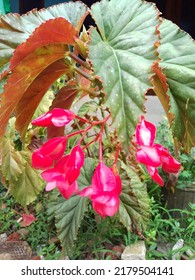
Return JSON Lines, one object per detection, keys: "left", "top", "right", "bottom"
{"left": 54, "top": 158, "right": 96, "bottom": 253}
{"left": 119, "top": 161, "right": 150, "bottom": 234}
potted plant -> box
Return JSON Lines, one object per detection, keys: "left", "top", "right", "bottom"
{"left": 0, "top": 0, "right": 194, "bottom": 254}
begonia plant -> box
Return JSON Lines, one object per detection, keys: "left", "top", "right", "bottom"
{"left": 0, "top": 0, "right": 194, "bottom": 252}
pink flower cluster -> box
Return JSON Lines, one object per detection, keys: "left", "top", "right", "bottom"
{"left": 31, "top": 109, "right": 181, "bottom": 217}
{"left": 31, "top": 108, "right": 122, "bottom": 217}
{"left": 135, "top": 116, "right": 181, "bottom": 186}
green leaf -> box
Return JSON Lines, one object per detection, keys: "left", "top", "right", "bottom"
{"left": 0, "top": 117, "right": 44, "bottom": 206}
{"left": 9, "top": 151, "right": 44, "bottom": 207}
{"left": 1, "top": 118, "right": 25, "bottom": 182}
{"left": 0, "top": 2, "right": 88, "bottom": 74}
{"left": 119, "top": 161, "right": 150, "bottom": 234}
{"left": 77, "top": 100, "right": 99, "bottom": 117}
{"left": 54, "top": 158, "right": 96, "bottom": 253}
{"left": 33, "top": 90, "right": 54, "bottom": 121}
{"left": 157, "top": 19, "right": 195, "bottom": 151}
{"left": 89, "top": 0, "right": 159, "bottom": 149}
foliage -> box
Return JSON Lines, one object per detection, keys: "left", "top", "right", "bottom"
{"left": 38, "top": 243, "right": 61, "bottom": 260}
{"left": 145, "top": 197, "right": 195, "bottom": 260}
{"left": 68, "top": 204, "right": 138, "bottom": 260}
{"left": 0, "top": 118, "right": 45, "bottom": 206}
{"left": 119, "top": 161, "right": 150, "bottom": 234}
{"left": 0, "top": 184, "right": 20, "bottom": 234}
{"left": 177, "top": 149, "right": 195, "bottom": 186}
{"left": 0, "top": 0, "right": 195, "bottom": 253}
{"left": 26, "top": 196, "right": 51, "bottom": 251}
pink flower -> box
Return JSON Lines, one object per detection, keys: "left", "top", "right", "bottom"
{"left": 41, "top": 145, "right": 85, "bottom": 199}
{"left": 32, "top": 108, "right": 75, "bottom": 127}
{"left": 80, "top": 162, "right": 122, "bottom": 217}
{"left": 135, "top": 116, "right": 181, "bottom": 186}
{"left": 32, "top": 137, "right": 67, "bottom": 169}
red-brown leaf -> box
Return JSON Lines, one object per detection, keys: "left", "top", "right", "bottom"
{"left": 15, "top": 59, "right": 69, "bottom": 139}
{"left": 10, "top": 18, "right": 77, "bottom": 70}
{"left": 20, "top": 214, "right": 37, "bottom": 227}
{"left": 0, "top": 44, "right": 67, "bottom": 140}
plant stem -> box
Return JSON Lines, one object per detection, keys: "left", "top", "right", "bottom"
{"left": 79, "top": 87, "right": 100, "bottom": 97}
{"left": 100, "top": 109, "right": 111, "bottom": 144}
{"left": 74, "top": 66, "right": 95, "bottom": 82}
{"left": 83, "top": 134, "right": 100, "bottom": 150}
{"left": 75, "top": 122, "right": 93, "bottom": 158}
{"left": 69, "top": 52, "right": 91, "bottom": 70}
{"left": 99, "top": 129, "right": 103, "bottom": 162}
{"left": 75, "top": 115, "right": 93, "bottom": 124}
{"left": 98, "top": 118, "right": 109, "bottom": 162}
{"left": 67, "top": 128, "right": 87, "bottom": 139}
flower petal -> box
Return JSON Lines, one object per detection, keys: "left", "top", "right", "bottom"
{"left": 92, "top": 162, "right": 117, "bottom": 193}
{"left": 135, "top": 116, "right": 156, "bottom": 146}
{"left": 45, "top": 182, "right": 57, "bottom": 191}
{"left": 56, "top": 146, "right": 85, "bottom": 185}
{"left": 92, "top": 196, "right": 120, "bottom": 217}
{"left": 51, "top": 108, "right": 75, "bottom": 127}
{"left": 155, "top": 144, "right": 181, "bottom": 173}
{"left": 79, "top": 187, "right": 93, "bottom": 197}
{"left": 66, "top": 168, "right": 81, "bottom": 185}
{"left": 41, "top": 168, "right": 63, "bottom": 181}
{"left": 146, "top": 165, "right": 164, "bottom": 186}
{"left": 32, "top": 150, "right": 53, "bottom": 169}
{"left": 110, "top": 166, "right": 122, "bottom": 195}
{"left": 136, "top": 146, "right": 161, "bottom": 167}
{"left": 32, "top": 112, "right": 52, "bottom": 127}
{"left": 68, "top": 145, "right": 85, "bottom": 169}
{"left": 161, "top": 156, "right": 181, "bottom": 173}
{"left": 58, "top": 181, "right": 78, "bottom": 199}
{"left": 32, "top": 108, "right": 75, "bottom": 127}
{"left": 55, "top": 155, "right": 70, "bottom": 172}
{"left": 40, "top": 137, "right": 67, "bottom": 161}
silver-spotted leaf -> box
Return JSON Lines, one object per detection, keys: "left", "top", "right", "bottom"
{"left": 89, "top": 0, "right": 159, "bottom": 149}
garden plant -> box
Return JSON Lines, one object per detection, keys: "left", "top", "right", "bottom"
{"left": 0, "top": 0, "right": 195, "bottom": 256}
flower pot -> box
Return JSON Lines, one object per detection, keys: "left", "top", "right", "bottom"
{"left": 167, "top": 183, "right": 195, "bottom": 219}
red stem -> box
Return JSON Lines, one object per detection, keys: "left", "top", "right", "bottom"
{"left": 67, "top": 114, "right": 111, "bottom": 154}
{"left": 75, "top": 115, "right": 93, "bottom": 124}
{"left": 93, "top": 114, "right": 110, "bottom": 126}
{"left": 98, "top": 122, "right": 106, "bottom": 162}
{"left": 67, "top": 129, "right": 86, "bottom": 139}
{"left": 82, "top": 134, "right": 100, "bottom": 150}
